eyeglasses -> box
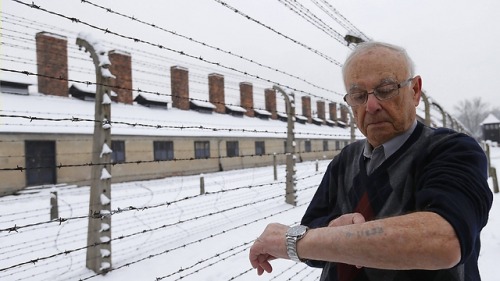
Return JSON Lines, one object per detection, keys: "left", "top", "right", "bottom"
{"left": 343, "top": 77, "right": 414, "bottom": 107}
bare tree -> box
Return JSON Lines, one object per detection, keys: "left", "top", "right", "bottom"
{"left": 454, "top": 97, "right": 490, "bottom": 140}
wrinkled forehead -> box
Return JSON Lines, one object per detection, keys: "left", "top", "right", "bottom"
{"left": 343, "top": 47, "right": 409, "bottom": 87}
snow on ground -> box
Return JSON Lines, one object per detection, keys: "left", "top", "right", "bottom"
{"left": 0, "top": 148, "right": 499, "bottom": 281}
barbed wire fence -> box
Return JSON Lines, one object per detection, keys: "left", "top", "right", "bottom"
{"left": 1, "top": 1, "right": 345, "bottom": 279}
{"left": 0, "top": 0, "right": 468, "bottom": 280}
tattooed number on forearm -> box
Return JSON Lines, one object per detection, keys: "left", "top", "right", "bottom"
{"left": 345, "top": 227, "right": 384, "bottom": 238}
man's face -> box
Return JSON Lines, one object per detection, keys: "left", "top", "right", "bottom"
{"left": 344, "top": 47, "right": 421, "bottom": 147}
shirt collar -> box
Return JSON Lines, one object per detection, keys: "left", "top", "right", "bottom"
{"left": 363, "top": 120, "right": 417, "bottom": 159}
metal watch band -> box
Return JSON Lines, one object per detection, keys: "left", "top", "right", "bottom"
{"left": 286, "top": 235, "right": 302, "bottom": 262}
{"left": 286, "top": 225, "right": 308, "bottom": 263}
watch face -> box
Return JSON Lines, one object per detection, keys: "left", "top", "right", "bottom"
{"left": 288, "top": 225, "right": 307, "bottom": 236}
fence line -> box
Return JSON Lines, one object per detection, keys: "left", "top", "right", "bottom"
{"left": 0, "top": 162, "right": 324, "bottom": 280}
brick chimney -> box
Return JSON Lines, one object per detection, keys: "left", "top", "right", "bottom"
{"left": 36, "top": 32, "right": 68, "bottom": 97}
{"left": 265, "top": 88, "right": 277, "bottom": 120}
{"left": 301, "top": 96, "right": 312, "bottom": 123}
{"left": 171, "top": 66, "right": 189, "bottom": 110}
{"left": 340, "top": 104, "right": 349, "bottom": 124}
{"left": 240, "top": 82, "right": 254, "bottom": 117}
{"left": 329, "top": 102, "right": 338, "bottom": 121}
{"left": 208, "top": 73, "right": 225, "bottom": 114}
{"left": 317, "top": 101, "right": 325, "bottom": 121}
{"left": 108, "top": 50, "right": 133, "bottom": 104}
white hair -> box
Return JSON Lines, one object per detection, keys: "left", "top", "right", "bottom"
{"left": 342, "top": 41, "right": 415, "bottom": 80}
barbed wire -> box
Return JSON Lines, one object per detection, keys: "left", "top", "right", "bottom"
{"left": 77, "top": 0, "right": 341, "bottom": 97}
{"left": 4, "top": 3, "right": 341, "bottom": 280}
{"left": 0, "top": 180, "right": 316, "bottom": 269}
{"left": 0, "top": 143, "right": 338, "bottom": 174}
{"left": 1, "top": 191, "right": 297, "bottom": 274}
{"left": 79, "top": 195, "right": 312, "bottom": 280}
{"left": 156, "top": 240, "right": 252, "bottom": 280}
{"left": 211, "top": 0, "right": 343, "bottom": 67}
{"left": 314, "top": 0, "right": 370, "bottom": 42}
{"left": 0, "top": 172, "right": 319, "bottom": 234}
{"left": 1, "top": 67, "right": 350, "bottom": 122}
{"left": 1, "top": 10, "right": 303, "bottom": 99}
{"left": 10, "top": 0, "right": 344, "bottom": 102}
{"left": 277, "top": 0, "right": 349, "bottom": 47}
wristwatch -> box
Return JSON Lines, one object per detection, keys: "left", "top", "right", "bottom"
{"left": 286, "top": 225, "right": 309, "bottom": 262}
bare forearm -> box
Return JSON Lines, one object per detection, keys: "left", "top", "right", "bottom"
{"left": 298, "top": 212, "right": 461, "bottom": 270}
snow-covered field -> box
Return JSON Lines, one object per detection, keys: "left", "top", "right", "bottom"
{"left": 0, "top": 147, "right": 499, "bottom": 281}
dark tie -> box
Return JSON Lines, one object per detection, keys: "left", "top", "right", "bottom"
{"left": 337, "top": 146, "right": 385, "bottom": 280}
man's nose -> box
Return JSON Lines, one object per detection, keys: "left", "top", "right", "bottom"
{"left": 365, "top": 92, "right": 381, "bottom": 113}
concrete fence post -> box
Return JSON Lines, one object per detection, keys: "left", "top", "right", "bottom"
{"left": 200, "top": 174, "right": 205, "bottom": 195}
{"left": 273, "top": 85, "right": 297, "bottom": 206}
{"left": 50, "top": 190, "right": 58, "bottom": 220}
{"left": 77, "top": 33, "right": 113, "bottom": 275}
{"left": 273, "top": 153, "right": 277, "bottom": 181}
{"left": 484, "top": 143, "right": 499, "bottom": 193}
{"left": 490, "top": 167, "right": 499, "bottom": 193}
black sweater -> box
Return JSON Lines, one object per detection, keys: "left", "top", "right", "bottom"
{"left": 301, "top": 122, "right": 493, "bottom": 281}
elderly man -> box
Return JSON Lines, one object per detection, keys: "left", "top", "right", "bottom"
{"left": 249, "top": 41, "right": 493, "bottom": 281}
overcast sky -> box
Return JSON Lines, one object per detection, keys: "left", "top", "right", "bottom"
{"left": 3, "top": 0, "right": 500, "bottom": 114}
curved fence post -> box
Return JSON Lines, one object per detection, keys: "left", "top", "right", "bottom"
{"left": 76, "top": 33, "right": 114, "bottom": 275}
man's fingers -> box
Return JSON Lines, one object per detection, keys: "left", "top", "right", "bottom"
{"left": 257, "top": 260, "right": 273, "bottom": 275}
{"left": 328, "top": 213, "right": 366, "bottom": 227}
{"left": 351, "top": 213, "right": 366, "bottom": 224}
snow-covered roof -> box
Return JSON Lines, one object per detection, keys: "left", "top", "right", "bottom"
{"left": 225, "top": 104, "right": 246, "bottom": 113}
{"left": 295, "top": 115, "right": 308, "bottom": 121}
{"left": 481, "top": 113, "right": 500, "bottom": 125}
{"left": 254, "top": 108, "right": 272, "bottom": 116}
{"left": 190, "top": 99, "right": 216, "bottom": 109}
{"left": 0, "top": 70, "right": 36, "bottom": 85}
{"left": 0, "top": 91, "right": 358, "bottom": 140}
{"left": 277, "top": 112, "right": 288, "bottom": 118}
{"left": 135, "top": 92, "right": 169, "bottom": 103}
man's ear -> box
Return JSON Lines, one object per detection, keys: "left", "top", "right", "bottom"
{"left": 412, "top": 75, "right": 422, "bottom": 106}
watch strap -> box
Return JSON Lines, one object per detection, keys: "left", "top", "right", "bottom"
{"left": 286, "top": 225, "right": 308, "bottom": 263}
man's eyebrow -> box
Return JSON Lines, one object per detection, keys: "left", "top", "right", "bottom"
{"left": 348, "top": 84, "right": 362, "bottom": 91}
{"left": 348, "top": 77, "right": 398, "bottom": 90}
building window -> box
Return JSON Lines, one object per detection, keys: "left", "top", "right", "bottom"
{"left": 255, "top": 141, "right": 265, "bottom": 156}
{"left": 323, "top": 140, "right": 328, "bottom": 151}
{"left": 305, "top": 140, "right": 312, "bottom": 152}
{"left": 335, "top": 141, "right": 340, "bottom": 150}
{"left": 226, "top": 141, "right": 239, "bottom": 157}
{"left": 111, "top": 140, "right": 126, "bottom": 163}
{"left": 194, "top": 141, "right": 210, "bottom": 159}
{"left": 153, "top": 141, "right": 174, "bottom": 161}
